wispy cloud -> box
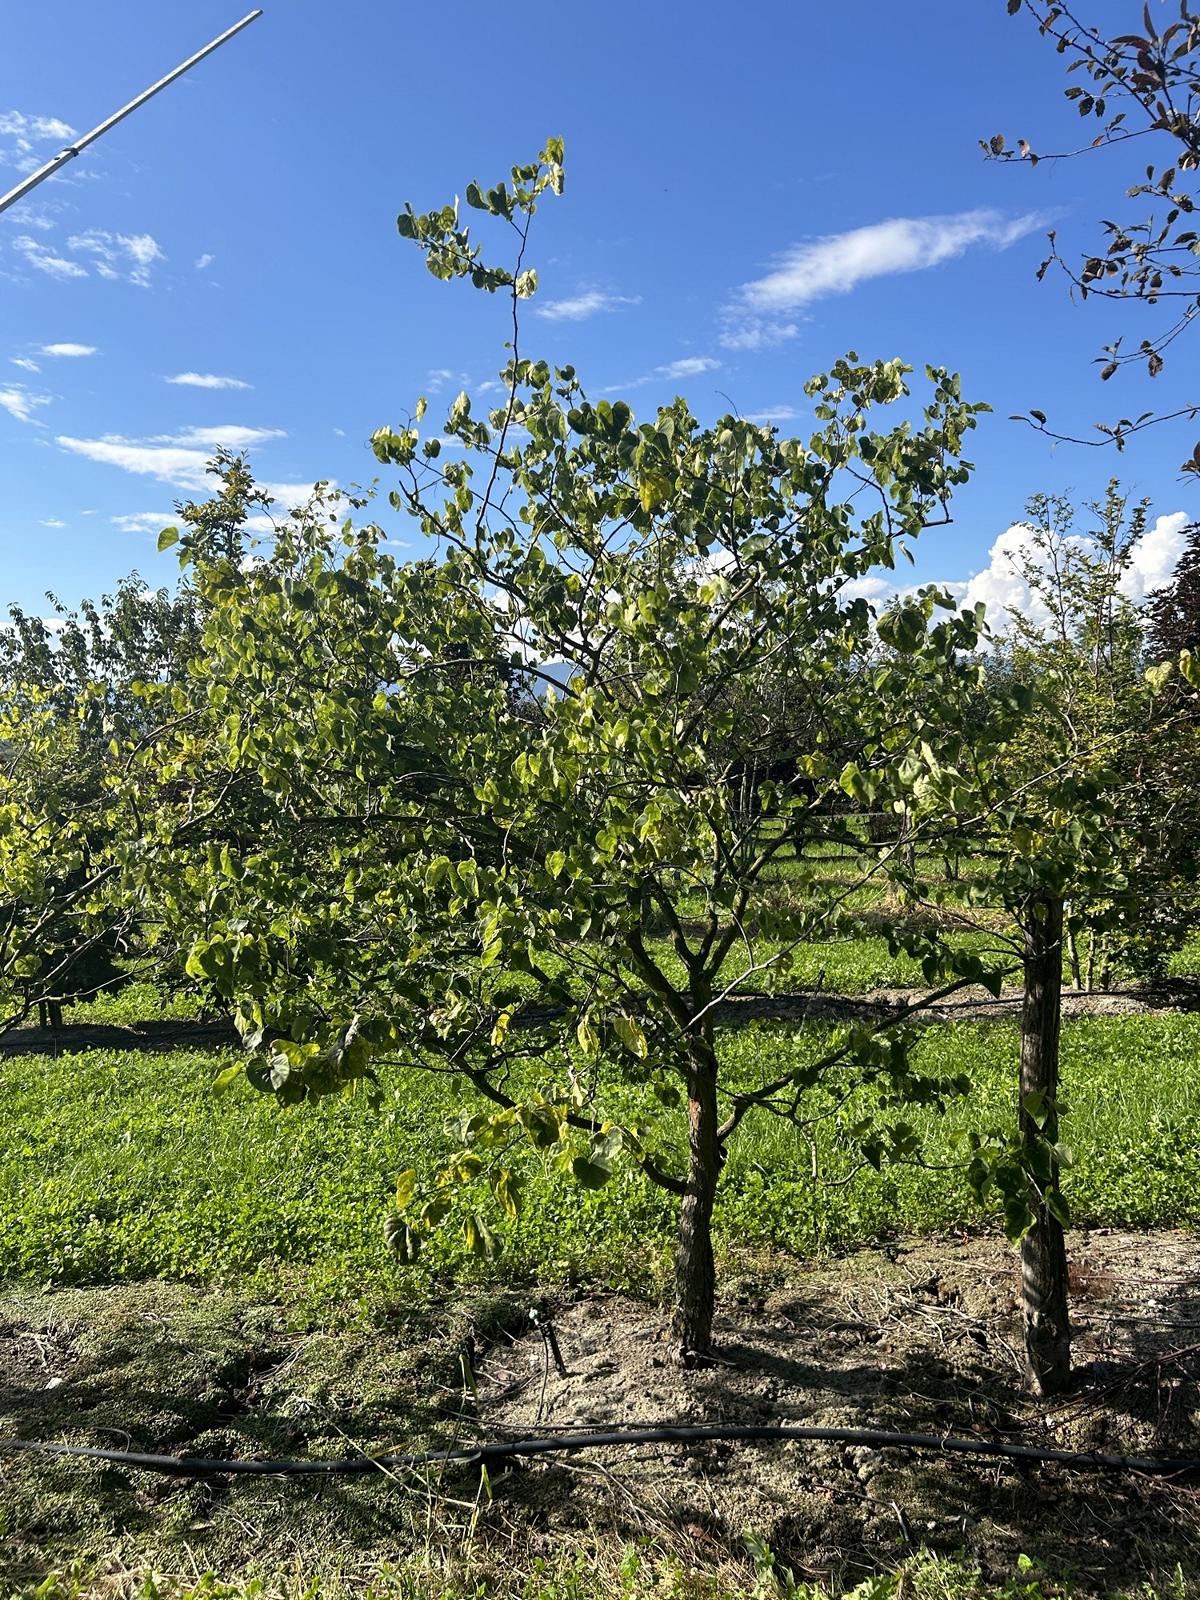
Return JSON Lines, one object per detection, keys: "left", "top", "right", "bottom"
{"left": 599, "top": 354, "right": 721, "bottom": 394}
{"left": 0, "top": 111, "right": 74, "bottom": 144}
{"left": 162, "top": 425, "right": 285, "bottom": 449}
{"left": 742, "top": 404, "right": 803, "bottom": 425}
{"left": 40, "top": 343, "right": 95, "bottom": 358}
{"left": 720, "top": 318, "right": 800, "bottom": 353}
{"left": 56, "top": 425, "right": 286, "bottom": 490}
{"left": 57, "top": 436, "right": 215, "bottom": 490}
{"left": 14, "top": 236, "right": 88, "bottom": 280}
{"left": 0, "top": 385, "right": 51, "bottom": 424}
{"left": 425, "top": 367, "right": 470, "bottom": 393}
{"left": 111, "top": 511, "right": 176, "bottom": 535}
{"left": 166, "top": 372, "right": 251, "bottom": 391}
{"left": 0, "top": 110, "right": 74, "bottom": 173}
{"left": 10, "top": 356, "right": 40, "bottom": 373}
{"left": 535, "top": 289, "right": 641, "bottom": 322}
{"left": 39, "top": 517, "right": 66, "bottom": 528}
{"left": 722, "top": 208, "right": 1046, "bottom": 348}
{"left": 67, "top": 230, "right": 164, "bottom": 287}
{"left": 657, "top": 356, "right": 720, "bottom": 380}
{"left": 195, "top": 253, "right": 215, "bottom": 271}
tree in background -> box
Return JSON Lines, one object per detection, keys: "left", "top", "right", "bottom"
{"left": 988, "top": 2, "right": 1200, "bottom": 470}
{"left": 1146, "top": 516, "right": 1200, "bottom": 662}
{"left": 947, "top": 483, "right": 1200, "bottom": 1390}
{"left": 0, "top": 574, "right": 200, "bottom": 1028}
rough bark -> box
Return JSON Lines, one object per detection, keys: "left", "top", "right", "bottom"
{"left": 1020, "top": 891, "right": 1071, "bottom": 1396}
{"left": 673, "top": 1051, "right": 721, "bottom": 1358}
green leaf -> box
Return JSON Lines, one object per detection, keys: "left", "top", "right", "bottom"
{"left": 157, "top": 525, "right": 179, "bottom": 552}
{"left": 571, "top": 1156, "right": 611, "bottom": 1190}
{"left": 384, "top": 1213, "right": 421, "bottom": 1262}
{"left": 394, "top": 1167, "right": 417, "bottom": 1211}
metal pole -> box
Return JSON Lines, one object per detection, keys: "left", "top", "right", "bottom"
{"left": 0, "top": 10, "right": 263, "bottom": 218}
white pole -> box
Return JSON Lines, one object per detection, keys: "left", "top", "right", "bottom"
{"left": 0, "top": 10, "right": 264, "bottom": 218}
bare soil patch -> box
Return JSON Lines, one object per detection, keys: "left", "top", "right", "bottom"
{"left": 475, "top": 1231, "right": 1200, "bottom": 1595}
{"left": 2, "top": 1235, "right": 1199, "bottom": 1594}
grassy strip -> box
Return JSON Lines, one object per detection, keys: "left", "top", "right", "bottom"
{"left": 4, "top": 1015, "right": 1200, "bottom": 1319}
{"left": 5, "top": 1546, "right": 1186, "bottom": 1600}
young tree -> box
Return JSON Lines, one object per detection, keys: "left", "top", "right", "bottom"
{"left": 125, "top": 144, "right": 1006, "bottom": 1356}
{"left": 952, "top": 484, "right": 1200, "bottom": 1391}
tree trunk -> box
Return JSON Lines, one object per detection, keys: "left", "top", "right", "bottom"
{"left": 1066, "top": 920, "right": 1081, "bottom": 989}
{"left": 1019, "top": 891, "right": 1071, "bottom": 1396}
{"left": 673, "top": 1052, "right": 721, "bottom": 1358}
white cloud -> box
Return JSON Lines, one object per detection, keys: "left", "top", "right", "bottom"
{"left": 841, "top": 574, "right": 900, "bottom": 603}
{"left": 740, "top": 210, "right": 1045, "bottom": 312}
{"left": 0, "top": 111, "right": 74, "bottom": 173}
{"left": 195, "top": 253, "right": 215, "bottom": 271}
{"left": 40, "top": 343, "right": 95, "bottom": 357}
{"left": 158, "top": 425, "right": 285, "bottom": 450}
{"left": 600, "top": 355, "right": 721, "bottom": 394}
{"left": 57, "top": 425, "right": 286, "bottom": 491}
{"left": 958, "top": 511, "right": 1192, "bottom": 634}
{"left": 0, "top": 385, "right": 51, "bottom": 424}
{"left": 719, "top": 318, "right": 800, "bottom": 353}
{"left": 426, "top": 367, "right": 470, "bottom": 393}
{"left": 111, "top": 512, "right": 176, "bottom": 535}
{"left": 1119, "top": 512, "right": 1191, "bottom": 604}
{"left": 67, "top": 230, "right": 164, "bottom": 287}
{"left": 743, "top": 404, "right": 803, "bottom": 425}
{"left": 535, "top": 290, "right": 641, "bottom": 322}
{"left": 0, "top": 111, "right": 74, "bottom": 143}
{"left": 721, "top": 209, "right": 1046, "bottom": 348}
{"left": 257, "top": 480, "right": 335, "bottom": 510}
{"left": 166, "top": 371, "right": 251, "bottom": 391}
{"left": 10, "top": 357, "right": 40, "bottom": 373}
{"left": 57, "top": 436, "right": 215, "bottom": 489}
{"left": 14, "top": 236, "right": 87, "bottom": 280}
{"left": 657, "top": 356, "right": 720, "bottom": 380}
{"left": 39, "top": 517, "right": 66, "bottom": 528}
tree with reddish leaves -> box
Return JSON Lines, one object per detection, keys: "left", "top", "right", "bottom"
{"left": 987, "top": 2, "right": 1200, "bottom": 471}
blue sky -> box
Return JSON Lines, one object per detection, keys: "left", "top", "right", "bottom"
{"left": 1, "top": 0, "right": 1195, "bottom": 615}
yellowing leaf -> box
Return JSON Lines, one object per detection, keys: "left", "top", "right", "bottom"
{"left": 612, "top": 1013, "right": 648, "bottom": 1059}
{"left": 638, "top": 470, "right": 673, "bottom": 514}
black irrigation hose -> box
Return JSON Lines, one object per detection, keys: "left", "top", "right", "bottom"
{"left": 4, "top": 1423, "right": 1200, "bottom": 1479}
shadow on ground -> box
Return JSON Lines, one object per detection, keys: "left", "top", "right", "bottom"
{"left": 1, "top": 1233, "right": 1198, "bottom": 1596}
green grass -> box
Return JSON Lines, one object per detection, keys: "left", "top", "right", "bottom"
{"left": 63, "top": 979, "right": 206, "bottom": 1026}
{"left": 4, "top": 1014, "right": 1200, "bottom": 1319}
{"left": 7, "top": 1546, "right": 1186, "bottom": 1600}
{"left": 1167, "top": 930, "right": 1200, "bottom": 978}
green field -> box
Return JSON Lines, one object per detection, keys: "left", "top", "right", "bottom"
{"left": 6, "top": 976, "right": 1200, "bottom": 1600}
{"left": 5, "top": 1014, "right": 1200, "bottom": 1319}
